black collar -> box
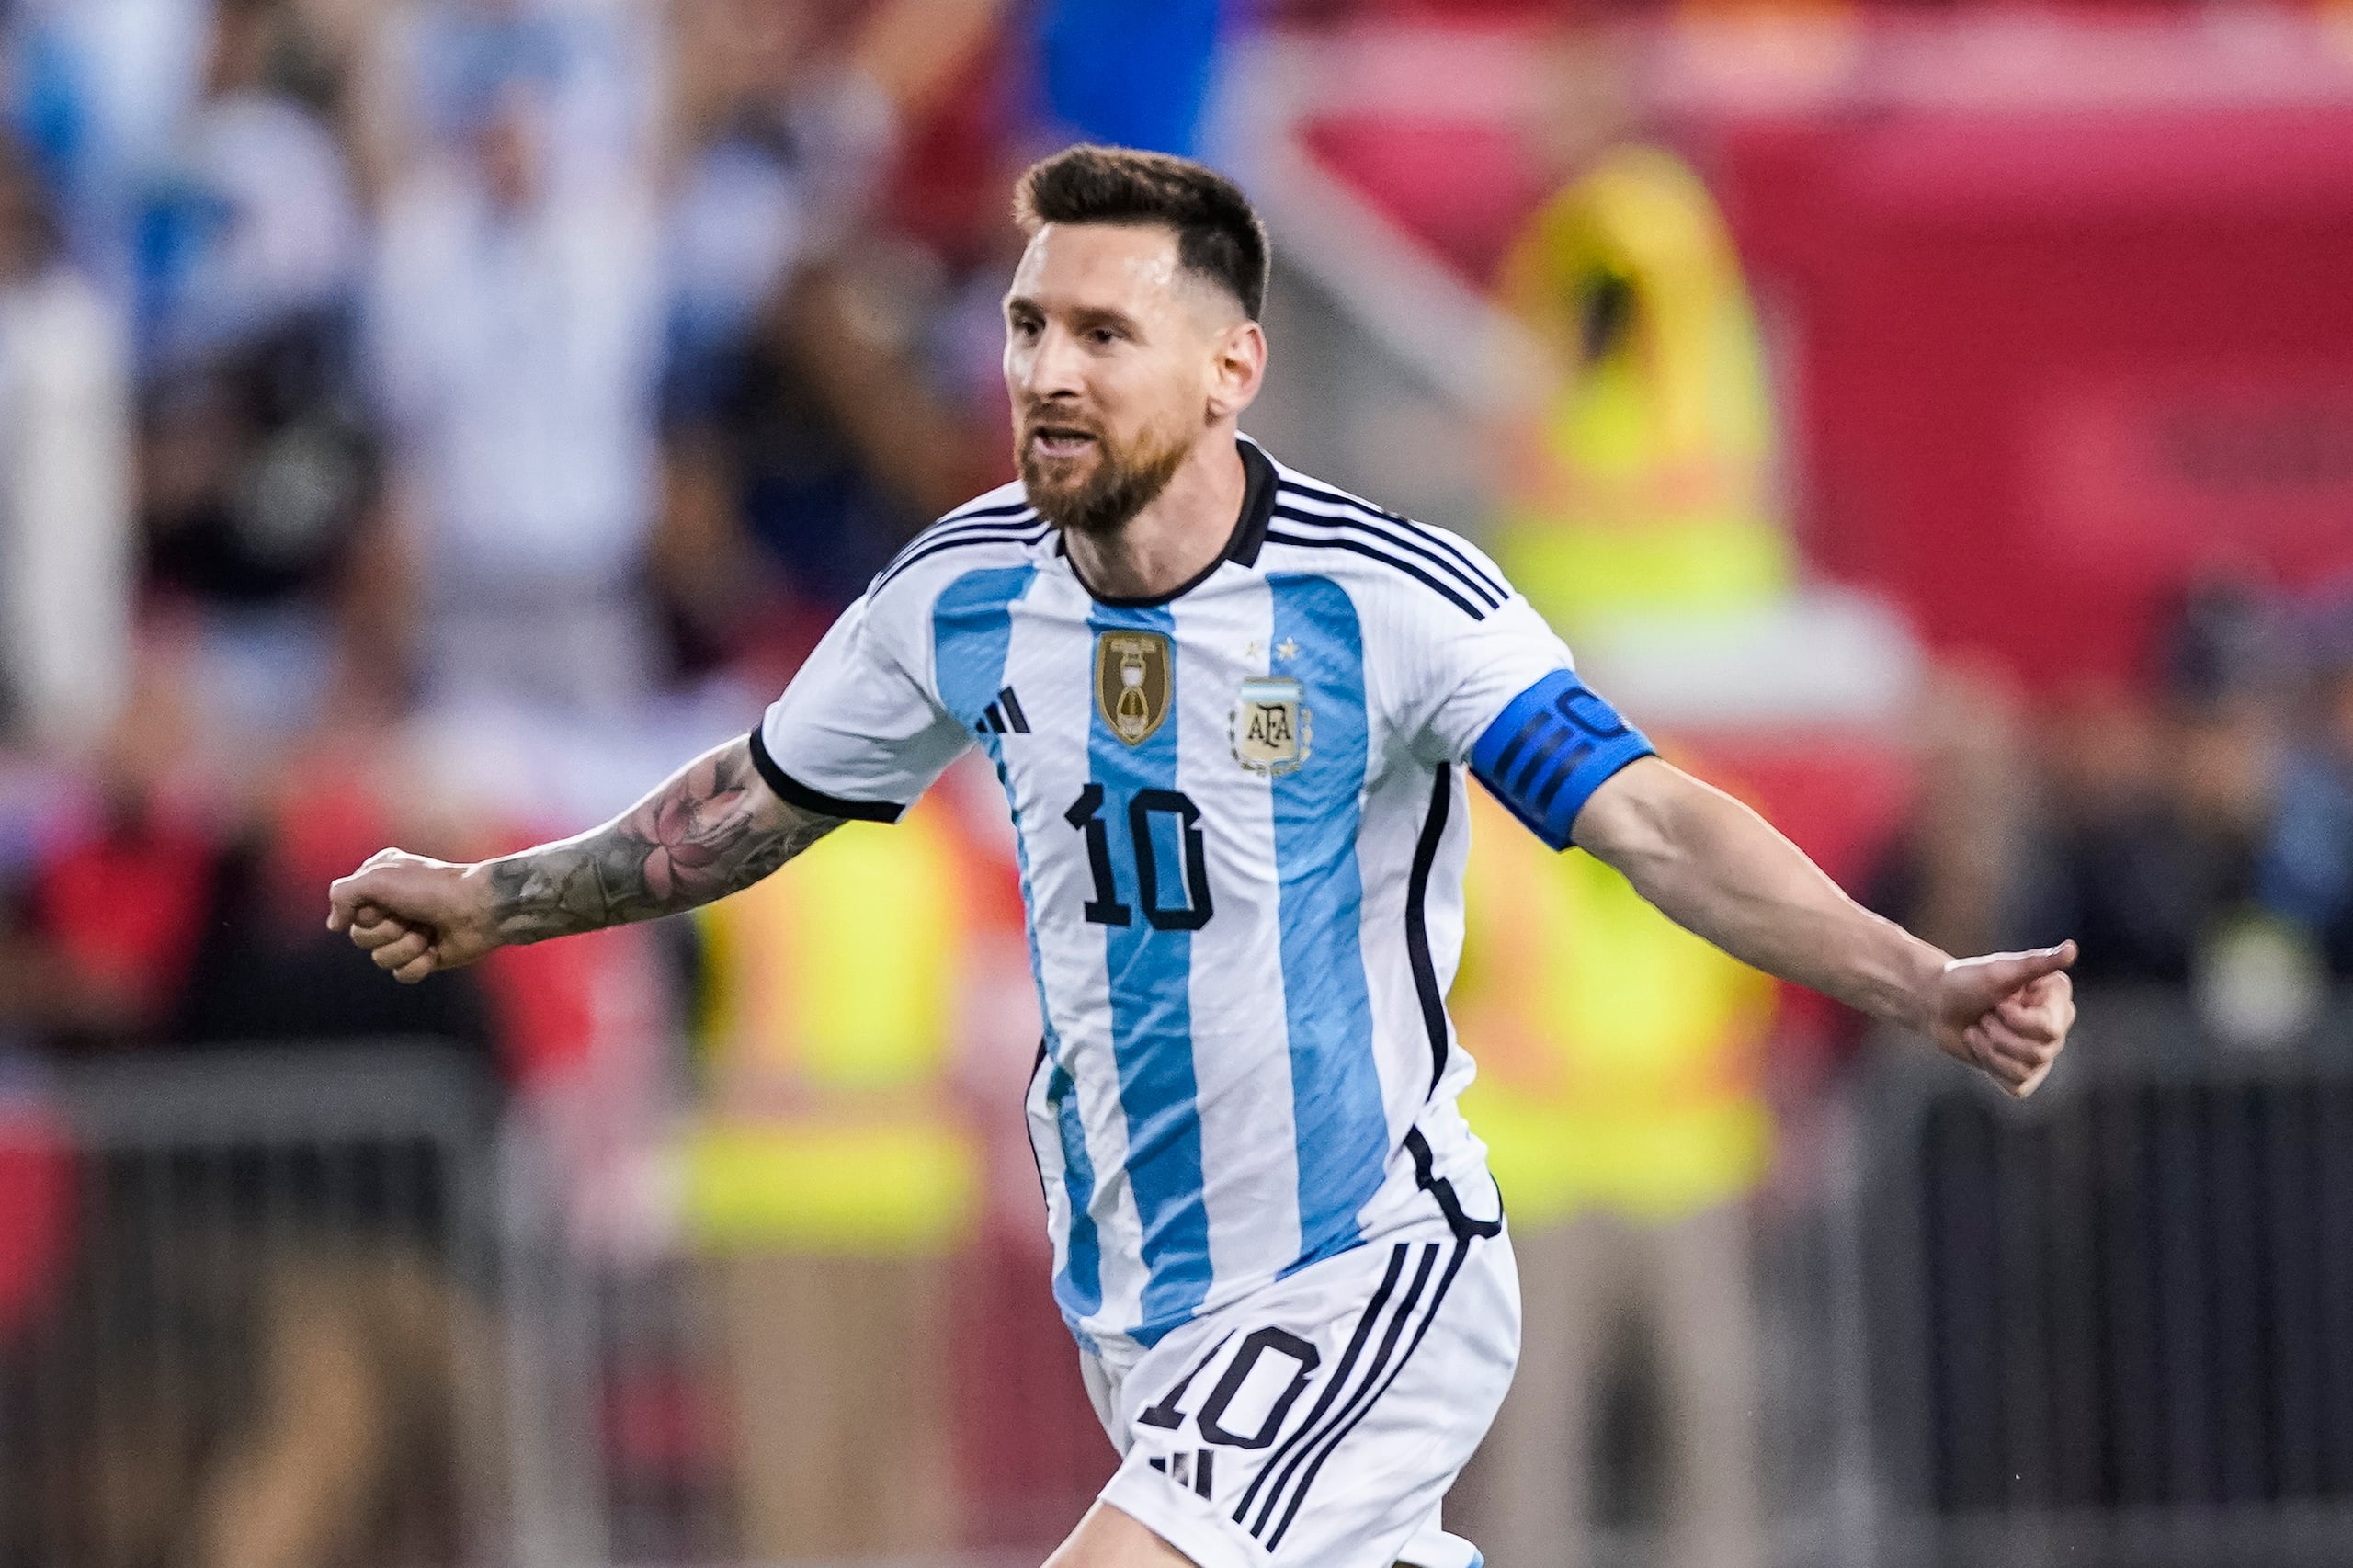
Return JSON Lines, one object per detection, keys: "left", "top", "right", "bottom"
{"left": 1227, "top": 437, "right": 1278, "bottom": 567}
{"left": 1062, "top": 437, "right": 1279, "bottom": 608}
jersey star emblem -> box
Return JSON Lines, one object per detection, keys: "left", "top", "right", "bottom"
{"left": 1274, "top": 638, "right": 1300, "bottom": 662}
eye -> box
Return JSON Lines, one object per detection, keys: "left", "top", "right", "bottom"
{"left": 1087, "top": 326, "right": 1123, "bottom": 347}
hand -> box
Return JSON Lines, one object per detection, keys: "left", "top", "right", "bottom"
{"left": 326, "top": 849, "right": 504, "bottom": 984}
{"left": 1929, "top": 941, "right": 2078, "bottom": 1098}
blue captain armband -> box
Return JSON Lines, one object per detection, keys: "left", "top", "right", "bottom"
{"left": 1470, "top": 669, "right": 1655, "bottom": 850}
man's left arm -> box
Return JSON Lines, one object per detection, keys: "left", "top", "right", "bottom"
{"left": 1570, "top": 756, "right": 2077, "bottom": 1098}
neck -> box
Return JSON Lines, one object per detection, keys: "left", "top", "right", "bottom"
{"left": 1061, "top": 427, "right": 1245, "bottom": 601}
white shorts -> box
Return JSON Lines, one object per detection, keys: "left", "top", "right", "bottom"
{"left": 1082, "top": 1219, "right": 1519, "bottom": 1568}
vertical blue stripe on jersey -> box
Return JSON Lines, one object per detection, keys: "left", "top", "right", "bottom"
{"left": 1045, "top": 1063, "right": 1103, "bottom": 1325}
{"left": 931, "top": 565, "right": 1102, "bottom": 1325}
{"left": 932, "top": 564, "right": 1036, "bottom": 724}
{"left": 1267, "top": 575, "right": 1389, "bottom": 1271}
{"left": 1087, "top": 602, "right": 1211, "bottom": 1345}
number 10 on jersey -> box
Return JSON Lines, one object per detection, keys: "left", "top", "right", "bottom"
{"left": 1063, "top": 784, "right": 1214, "bottom": 930}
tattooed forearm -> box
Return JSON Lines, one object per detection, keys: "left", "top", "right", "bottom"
{"left": 484, "top": 737, "right": 841, "bottom": 944}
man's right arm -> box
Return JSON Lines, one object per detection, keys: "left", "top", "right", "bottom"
{"left": 328, "top": 734, "right": 842, "bottom": 983}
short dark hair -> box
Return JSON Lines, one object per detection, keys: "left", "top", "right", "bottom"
{"left": 1013, "top": 144, "right": 1271, "bottom": 322}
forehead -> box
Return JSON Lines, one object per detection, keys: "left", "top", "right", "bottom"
{"left": 1007, "top": 222, "right": 1186, "bottom": 311}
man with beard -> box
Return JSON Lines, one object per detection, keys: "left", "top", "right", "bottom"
{"left": 327, "top": 145, "right": 2078, "bottom": 1568}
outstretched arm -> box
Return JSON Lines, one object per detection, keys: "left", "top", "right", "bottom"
{"left": 327, "top": 735, "right": 842, "bottom": 983}
{"left": 1570, "top": 756, "right": 2076, "bottom": 1097}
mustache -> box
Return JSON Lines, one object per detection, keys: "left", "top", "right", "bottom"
{"left": 1019, "top": 410, "right": 1105, "bottom": 440}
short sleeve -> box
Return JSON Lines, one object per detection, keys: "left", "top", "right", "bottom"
{"left": 752, "top": 592, "right": 972, "bottom": 822}
{"left": 1411, "top": 586, "right": 1654, "bottom": 852}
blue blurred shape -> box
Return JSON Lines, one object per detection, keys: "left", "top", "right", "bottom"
{"left": 1038, "top": 0, "right": 1225, "bottom": 157}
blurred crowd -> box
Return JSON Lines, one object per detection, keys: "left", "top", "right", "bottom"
{"left": 0, "top": 2, "right": 1082, "bottom": 1563}
{"left": 1871, "top": 579, "right": 2353, "bottom": 1050}
{"left": 0, "top": 0, "right": 1105, "bottom": 1233}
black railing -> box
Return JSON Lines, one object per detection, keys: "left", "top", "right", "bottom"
{"left": 1855, "top": 990, "right": 2353, "bottom": 1568}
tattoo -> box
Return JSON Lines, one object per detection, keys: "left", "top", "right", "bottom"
{"left": 486, "top": 738, "right": 841, "bottom": 944}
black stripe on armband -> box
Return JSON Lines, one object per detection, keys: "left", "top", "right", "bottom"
{"left": 745, "top": 728, "right": 906, "bottom": 824}
{"left": 1468, "top": 670, "right": 1654, "bottom": 849}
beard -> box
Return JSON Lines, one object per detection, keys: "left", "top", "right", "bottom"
{"left": 1017, "top": 415, "right": 1191, "bottom": 538}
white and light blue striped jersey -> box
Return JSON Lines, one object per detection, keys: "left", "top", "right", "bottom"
{"left": 753, "top": 438, "right": 1654, "bottom": 1360}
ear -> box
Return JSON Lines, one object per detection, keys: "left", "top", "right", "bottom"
{"left": 1204, "top": 318, "right": 1267, "bottom": 423}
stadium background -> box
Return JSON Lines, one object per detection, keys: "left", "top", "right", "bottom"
{"left": 0, "top": 1, "right": 2348, "bottom": 1566}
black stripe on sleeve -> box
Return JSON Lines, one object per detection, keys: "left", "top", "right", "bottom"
{"left": 938, "top": 496, "right": 1036, "bottom": 526}
{"left": 1260, "top": 532, "right": 1487, "bottom": 619}
{"left": 998, "top": 686, "right": 1030, "bottom": 733}
{"left": 745, "top": 727, "right": 906, "bottom": 824}
{"left": 1268, "top": 504, "right": 1505, "bottom": 610}
{"left": 871, "top": 523, "right": 1049, "bottom": 596}
{"left": 1406, "top": 766, "right": 1453, "bottom": 1098}
{"left": 1275, "top": 479, "right": 1509, "bottom": 602}
{"left": 872, "top": 503, "right": 1038, "bottom": 578}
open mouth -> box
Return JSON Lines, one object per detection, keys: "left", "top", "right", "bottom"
{"left": 1028, "top": 426, "right": 1098, "bottom": 460}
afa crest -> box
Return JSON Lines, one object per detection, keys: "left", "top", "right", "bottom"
{"left": 1231, "top": 676, "right": 1310, "bottom": 776}
{"left": 1095, "top": 630, "right": 1173, "bottom": 745}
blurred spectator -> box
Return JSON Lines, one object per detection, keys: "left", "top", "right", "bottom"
{"left": 1864, "top": 665, "right": 2047, "bottom": 963}
{"left": 0, "top": 670, "right": 506, "bottom": 1568}
{"left": 0, "top": 131, "right": 133, "bottom": 757}
{"left": 654, "top": 0, "right": 906, "bottom": 645}
{"left": 135, "top": 0, "right": 387, "bottom": 745}
{"left": 2030, "top": 584, "right": 2304, "bottom": 990}
{"left": 368, "top": 63, "right": 666, "bottom": 719}
{"left": 1448, "top": 780, "right": 1773, "bottom": 1568}
{"left": 2257, "top": 590, "right": 2353, "bottom": 978}
{"left": 683, "top": 791, "right": 994, "bottom": 1561}
{"left": 1490, "top": 142, "right": 1786, "bottom": 642}
{"left": 1486, "top": 122, "right": 1921, "bottom": 733}
{"left": 0, "top": 662, "right": 498, "bottom": 1058}
{"left": 654, "top": 0, "right": 1009, "bottom": 660}
{"left": 3, "top": 0, "right": 212, "bottom": 280}
{"left": 370, "top": 0, "right": 659, "bottom": 196}
{"left": 1878, "top": 581, "right": 2347, "bottom": 1043}
{"left": 137, "top": 0, "right": 362, "bottom": 368}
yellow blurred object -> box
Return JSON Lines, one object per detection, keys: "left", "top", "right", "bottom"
{"left": 684, "top": 1120, "right": 978, "bottom": 1254}
{"left": 687, "top": 798, "right": 983, "bottom": 1559}
{"left": 1494, "top": 145, "right": 1789, "bottom": 636}
{"left": 1455, "top": 785, "right": 1775, "bottom": 1223}
{"left": 684, "top": 801, "right": 979, "bottom": 1254}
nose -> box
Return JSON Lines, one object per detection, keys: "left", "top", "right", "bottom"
{"left": 1014, "top": 321, "right": 1087, "bottom": 403}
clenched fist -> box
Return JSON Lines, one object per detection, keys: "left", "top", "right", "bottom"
{"left": 326, "top": 850, "right": 504, "bottom": 984}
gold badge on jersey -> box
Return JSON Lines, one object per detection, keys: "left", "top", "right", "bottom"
{"left": 1095, "top": 630, "right": 1173, "bottom": 745}
{"left": 1231, "top": 676, "right": 1310, "bottom": 776}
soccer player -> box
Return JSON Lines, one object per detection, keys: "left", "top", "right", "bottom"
{"left": 329, "top": 146, "right": 2076, "bottom": 1568}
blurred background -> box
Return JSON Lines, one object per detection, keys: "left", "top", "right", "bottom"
{"left": 0, "top": 2, "right": 2350, "bottom": 1566}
